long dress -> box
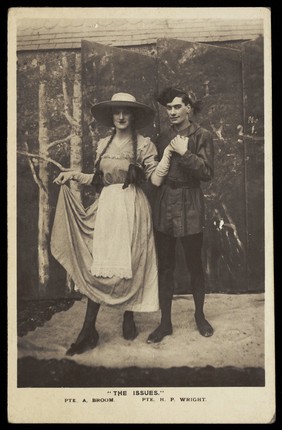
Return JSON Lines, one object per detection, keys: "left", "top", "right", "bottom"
{"left": 51, "top": 134, "right": 159, "bottom": 312}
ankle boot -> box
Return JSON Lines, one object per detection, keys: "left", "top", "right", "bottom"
{"left": 66, "top": 299, "right": 100, "bottom": 356}
{"left": 195, "top": 313, "right": 214, "bottom": 337}
{"left": 122, "top": 311, "right": 138, "bottom": 340}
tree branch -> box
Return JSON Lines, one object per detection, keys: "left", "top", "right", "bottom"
{"left": 48, "top": 134, "right": 75, "bottom": 150}
{"left": 17, "top": 150, "right": 72, "bottom": 172}
{"left": 63, "top": 111, "right": 78, "bottom": 127}
{"left": 21, "top": 142, "right": 48, "bottom": 192}
{"left": 27, "top": 155, "right": 43, "bottom": 189}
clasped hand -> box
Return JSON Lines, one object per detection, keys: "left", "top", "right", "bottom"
{"left": 170, "top": 135, "right": 189, "bottom": 156}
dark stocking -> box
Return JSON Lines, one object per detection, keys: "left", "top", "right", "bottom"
{"left": 147, "top": 231, "right": 175, "bottom": 343}
{"left": 122, "top": 311, "right": 138, "bottom": 340}
{"left": 181, "top": 233, "right": 214, "bottom": 337}
{"left": 66, "top": 299, "right": 100, "bottom": 356}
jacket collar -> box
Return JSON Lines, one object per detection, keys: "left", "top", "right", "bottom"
{"left": 170, "top": 121, "right": 200, "bottom": 137}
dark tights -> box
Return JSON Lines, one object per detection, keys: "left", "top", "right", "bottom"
{"left": 67, "top": 301, "right": 137, "bottom": 355}
{"left": 147, "top": 229, "right": 213, "bottom": 342}
{"left": 155, "top": 230, "right": 206, "bottom": 327}
{"left": 66, "top": 299, "right": 100, "bottom": 356}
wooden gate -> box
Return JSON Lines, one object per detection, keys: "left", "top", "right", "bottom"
{"left": 241, "top": 36, "right": 264, "bottom": 291}
{"left": 156, "top": 38, "right": 247, "bottom": 293}
{"left": 81, "top": 38, "right": 264, "bottom": 294}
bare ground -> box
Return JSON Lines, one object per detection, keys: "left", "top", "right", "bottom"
{"left": 17, "top": 298, "right": 265, "bottom": 388}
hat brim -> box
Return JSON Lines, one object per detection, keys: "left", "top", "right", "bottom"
{"left": 91, "top": 100, "right": 155, "bottom": 129}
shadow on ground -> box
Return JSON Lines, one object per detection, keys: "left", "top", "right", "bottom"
{"left": 18, "top": 357, "right": 264, "bottom": 387}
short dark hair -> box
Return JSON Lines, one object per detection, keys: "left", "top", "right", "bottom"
{"left": 156, "top": 87, "right": 191, "bottom": 106}
{"left": 156, "top": 87, "right": 202, "bottom": 114}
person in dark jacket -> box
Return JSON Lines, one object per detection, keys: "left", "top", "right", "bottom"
{"left": 147, "top": 87, "right": 214, "bottom": 344}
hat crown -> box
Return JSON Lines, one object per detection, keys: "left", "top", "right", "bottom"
{"left": 111, "top": 93, "right": 137, "bottom": 103}
{"left": 91, "top": 92, "right": 155, "bottom": 129}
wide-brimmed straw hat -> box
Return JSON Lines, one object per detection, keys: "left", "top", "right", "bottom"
{"left": 91, "top": 92, "right": 155, "bottom": 129}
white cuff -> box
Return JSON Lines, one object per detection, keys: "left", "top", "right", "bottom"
{"left": 73, "top": 173, "right": 94, "bottom": 185}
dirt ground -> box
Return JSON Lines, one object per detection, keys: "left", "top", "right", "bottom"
{"left": 17, "top": 296, "right": 265, "bottom": 388}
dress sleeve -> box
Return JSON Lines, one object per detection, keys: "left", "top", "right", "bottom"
{"left": 177, "top": 129, "right": 214, "bottom": 182}
{"left": 138, "top": 138, "right": 159, "bottom": 180}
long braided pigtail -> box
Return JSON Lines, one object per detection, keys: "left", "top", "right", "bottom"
{"left": 92, "top": 128, "right": 116, "bottom": 192}
{"left": 131, "top": 126, "right": 138, "bottom": 165}
{"left": 98, "top": 128, "right": 116, "bottom": 161}
{"left": 122, "top": 123, "right": 145, "bottom": 189}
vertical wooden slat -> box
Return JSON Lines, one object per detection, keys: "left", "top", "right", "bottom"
{"left": 241, "top": 36, "right": 264, "bottom": 291}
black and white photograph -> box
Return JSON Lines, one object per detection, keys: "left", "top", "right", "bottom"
{"left": 8, "top": 7, "right": 274, "bottom": 424}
